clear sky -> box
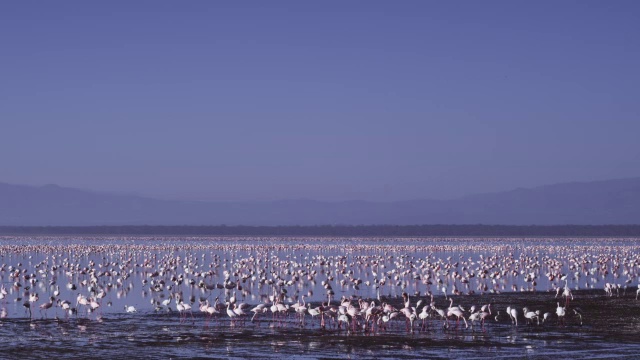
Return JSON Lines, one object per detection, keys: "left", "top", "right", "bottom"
{"left": 1, "top": 1, "right": 639, "bottom": 202}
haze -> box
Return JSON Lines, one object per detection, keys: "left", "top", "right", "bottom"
{"left": 2, "top": 1, "right": 639, "bottom": 202}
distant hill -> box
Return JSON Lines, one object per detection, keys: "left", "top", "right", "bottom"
{"left": 2, "top": 225, "right": 640, "bottom": 237}
{"left": 1, "top": 178, "right": 639, "bottom": 225}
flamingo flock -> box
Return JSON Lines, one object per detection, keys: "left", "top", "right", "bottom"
{"left": 0, "top": 236, "right": 636, "bottom": 335}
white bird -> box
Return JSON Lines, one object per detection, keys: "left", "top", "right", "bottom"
{"left": 556, "top": 302, "right": 566, "bottom": 326}
{"left": 506, "top": 306, "right": 518, "bottom": 326}
{"left": 308, "top": 304, "right": 321, "bottom": 325}
{"left": 523, "top": 307, "right": 540, "bottom": 325}
{"left": 446, "top": 305, "right": 468, "bottom": 329}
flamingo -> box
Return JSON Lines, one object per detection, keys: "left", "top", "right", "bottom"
{"left": 39, "top": 296, "right": 55, "bottom": 318}
{"left": 379, "top": 313, "right": 391, "bottom": 331}
{"left": 556, "top": 302, "right": 566, "bottom": 326}
{"left": 448, "top": 298, "right": 465, "bottom": 313}
{"left": 346, "top": 304, "right": 360, "bottom": 332}
{"left": 523, "top": 307, "right": 540, "bottom": 325}
{"left": 400, "top": 304, "right": 415, "bottom": 332}
{"left": 447, "top": 301, "right": 469, "bottom": 328}
{"left": 506, "top": 306, "right": 518, "bottom": 326}
{"left": 232, "top": 303, "right": 246, "bottom": 325}
{"left": 338, "top": 314, "right": 350, "bottom": 332}
{"left": 562, "top": 280, "right": 573, "bottom": 306}
{"left": 307, "top": 304, "right": 321, "bottom": 326}
{"left": 176, "top": 301, "right": 186, "bottom": 322}
{"left": 295, "top": 302, "right": 307, "bottom": 326}
{"left": 468, "top": 310, "right": 481, "bottom": 330}
{"left": 270, "top": 302, "right": 279, "bottom": 322}
{"left": 478, "top": 306, "right": 492, "bottom": 330}
{"left": 250, "top": 303, "right": 267, "bottom": 322}
{"left": 161, "top": 297, "right": 172, "bottom": 311}
{"left": 226, "top": 302, "right": 238, "bottom": 326}
{"left": 77, "top": 294, "right": 89, "bottom": 316}
{"left": 204, "top": 300, "right": 219, "bottom": 320}
{"left": 418, "top": 305, "right": 430, "bottom": 331}
{"left": 573, "top": 307, "right": 584, "bottom": 326}
{"left": 29, "top": 292, "right": 39, "bottom": 305}
{"left": 276, "top": 302, "right": 288, "bottom": 325}
{"left": 59, "top": 299, "right": 72, "bottom": 318}
{"left": 181, "top": 301, "right": 194, "bottom": 322}
{"left": 408, "top": 311, "right": 417, "bottom": 332}
{"left": 433, "top": 306, "right": 447, "bottom": 327}
{"left": 22, "top": 301, "right": 31, "bottom": 319}
{"left": 89, "top": 298, "right": 101, "bottom": 314}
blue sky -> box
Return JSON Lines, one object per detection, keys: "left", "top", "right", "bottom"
{"left": 1, "top": 1, "right": 639, "bottom": 201}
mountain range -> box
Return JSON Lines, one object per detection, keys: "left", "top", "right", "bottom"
{"left": 1, "top": 177, "right": 639, "bottom": 225}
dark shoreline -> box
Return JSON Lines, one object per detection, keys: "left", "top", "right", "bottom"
{"left": 2, "top": 224, "right": 640, "bottom": 237}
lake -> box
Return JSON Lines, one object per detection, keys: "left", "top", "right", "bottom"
{"left": 0, "top": 236, "right": 638, "bottom": 359}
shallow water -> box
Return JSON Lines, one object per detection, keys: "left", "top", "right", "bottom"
{"left": 2, "top": 311, "right": 640, "bottom": 359}
{"left": 0, "top": 236, "right": 638, "bottom": 358}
